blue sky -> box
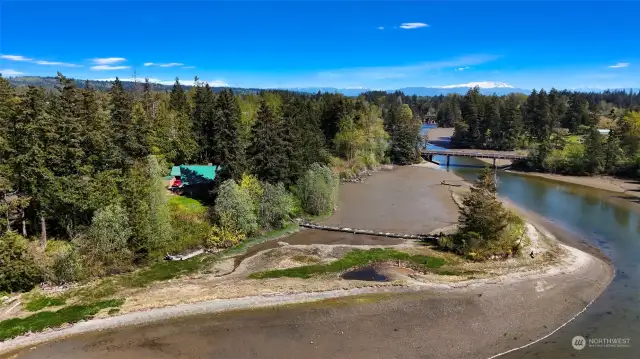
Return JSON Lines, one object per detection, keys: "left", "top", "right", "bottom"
{"left": 1, "top": 1, "right": 638, "bottom": 90}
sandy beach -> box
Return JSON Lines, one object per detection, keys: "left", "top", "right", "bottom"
{"left": 0, "top": 165, "right": 614, "bottom": 359}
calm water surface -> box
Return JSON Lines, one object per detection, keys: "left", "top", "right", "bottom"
{"left": 424, "top": 124, "right": 639, "bottom": 358}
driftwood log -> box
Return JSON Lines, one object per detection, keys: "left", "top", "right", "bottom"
{"left": 164, "top": 249, "right": 205, "bottom": 261}
{"left": 299, "top": 221, "right": 438, "bottom": 242}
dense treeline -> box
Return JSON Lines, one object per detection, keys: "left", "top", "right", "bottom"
{"left": 441, "top": 87, "right": 640, "bottom": 176}
{"left": 0, "top": 73, "right": 422, "bottom": 292}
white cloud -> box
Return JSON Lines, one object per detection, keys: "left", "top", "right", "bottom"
{"left": 377, "top": 26, "right": 384, "bottom": 30}
{"left": 95, "top": 78, "right": 228, "bottom": 87}
{"left": 455, "top": 67, "right": 470, "bottom": 71}
{"left": 0, "top": 69, "right": 24, "bottom": 76}
{"left": 316, "top": 54, "right": 499, "bottom": 82}
{"left": 0, "top": 54, "right": 33, "bottom": 62}
{"left": 435, "top": 81, "right": 513, "bottom": 89}
{"left": 399, "top": 22, "right": 428, "bottom": 29}
{"left": 144, "top": 62, "right": 186, "bottom": 68}
{"left": 92, "top": 57, "right": 126, "bottom": 65}
{"left": 91, "top": 65, "right": 131, "bottom": 71}
{"left": 182, "top": 66, "right": 196, "bottom": 69}
{"left": 34, "top": 60, "right": 81, "bottom": 67}
{"left": 608, "top": 62, "right": 629, "bottom": 68}
{"left": 1, "top": 54, "right": 81, "bottom": 67}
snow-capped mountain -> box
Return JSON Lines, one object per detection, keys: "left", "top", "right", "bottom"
{"left": 434, "top": 81, "right": 514, "bottom": 89}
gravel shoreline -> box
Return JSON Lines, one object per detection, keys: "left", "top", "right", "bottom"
{"left": 0, "top": 165, "right": 615, "bottom": 359}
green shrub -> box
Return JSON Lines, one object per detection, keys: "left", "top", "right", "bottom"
{"left": 214, "top": 179, "right": 257, "bottom": 235}
{"left": 0, "top": 231, "right": 43, "bottom": 293}
{"left": 75, "top": 204, "right": 132, "bottom": 275}
{"left": 436, "top": 236, "right": 455, "bottom": 251}
{"left": 50, "top": 249, "right": 83, "bottom": 284}
{"left": 205, "top": 212, "right": 246, "bottom": 249}
{"left": 295, "top": 163, "right": 339, "bottom": 215}
{"left": 167, "top": 196, "right": 210, "bottom": 254}
{"left": 258, "top": 182, "right": 295, "bottom": 230}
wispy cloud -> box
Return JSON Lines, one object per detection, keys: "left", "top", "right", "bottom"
{"left": 34, "top": 60, "right": 81, "bottom": 67}
{"left": 95, "top": 78, "right": 228, "bottom": 87}
{"left": 182, "top": 66, "right": 196, "bottom": 69}
{"left": 1, "top": 54, "right": 33, "bottom": 62}
{"left": 399, "top": 22, "right": 428, "bottom": 29}
{"left": 0, "top": 69, "right": 24, "bottom": 76}
{"left": 455, "top": 67, "right": 470, "bottom": 71}
{"left": 608, "top": 62, "right": 629, "bottom": 68}
{"left": 2, "top": 54, "right": 82, "bottom": 67}
{"left": 377, "top": 26, "right": 385, "bottom": 30}
{"left": 90, "top": 65, "right": 130, "bottom": 71}
{"left": 92, "top": 57, "right": 126, "bottom": 65}
{"left": 316, "top": 54, "right": 499, "bottom": 82}
{"left": 144, "top": 62, "right": 185, "bottom": 68}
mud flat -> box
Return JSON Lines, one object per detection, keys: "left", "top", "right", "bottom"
{"left": 0, "top": 166, "right": 614, "bottom": 359}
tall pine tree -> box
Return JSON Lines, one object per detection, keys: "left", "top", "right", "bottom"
{"left": 247, "top": 99, "right": 290, "bottom": 184}
{"left": 212, "top": 89, "right": 244, "bottom": 183}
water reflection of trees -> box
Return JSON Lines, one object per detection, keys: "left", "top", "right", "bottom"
{"left": 613, "top": 205, "right": 631, "bottom": 228}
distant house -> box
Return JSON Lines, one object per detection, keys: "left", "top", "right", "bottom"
{"left": 598, "top": 129, "right": 611, "bottom": 135}
{"left": 167, "top": 165, "right": 218, "bottom": 196}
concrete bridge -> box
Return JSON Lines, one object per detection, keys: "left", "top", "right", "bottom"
{"left": 421, "top": 149, "right": 527, "bottom": 167}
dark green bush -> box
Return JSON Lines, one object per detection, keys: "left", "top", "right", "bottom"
{"left": 0, "top": 231, "right": 43, "bottom": 293}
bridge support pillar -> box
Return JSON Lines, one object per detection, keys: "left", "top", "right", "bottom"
{"left": 446, "top": 155, "right": 450, "bottom": 167}
{"left": 493, "top": 158, "right": 496, "bottom": 168}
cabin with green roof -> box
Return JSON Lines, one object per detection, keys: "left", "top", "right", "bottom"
{"left": 169, "top": 165, "right": 218, "bottom": 186}
{"left": 167, "top": 165, "right": 219, "bottom": 197}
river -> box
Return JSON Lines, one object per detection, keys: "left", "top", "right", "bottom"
{"left": 2, "top": 128, "right": 637, "bottom": 359}
{"left": 424, "top": 124, "right": 639, "bottom": 358}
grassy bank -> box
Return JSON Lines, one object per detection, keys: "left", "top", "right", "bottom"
{"left": 250, "top": 248, "right": 446, "bottom": 279}
{"left": 0, "top": 299, "right": 123, "bottom": 341}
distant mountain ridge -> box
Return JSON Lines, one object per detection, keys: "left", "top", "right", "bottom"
{"left": 4, "top": 76, "right": 638, "bottom": 97}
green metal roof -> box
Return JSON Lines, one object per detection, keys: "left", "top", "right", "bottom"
{"left": 170, "top": 165, "right": 218, "bottom": 185}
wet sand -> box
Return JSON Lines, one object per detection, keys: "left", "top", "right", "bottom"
{"left": 234, "top": 230, "right": 404, "bottom": 268}
{"left": 2, "top": 237, "right": 612, "bottom": 359}
{"left": 323, "top": 166, "right": 461, "bottom": 233}
{"left": 0, "top": 166, "right": 615, "bottom": 359}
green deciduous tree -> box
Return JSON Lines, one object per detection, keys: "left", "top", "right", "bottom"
{"left": 388, "top": 104, "right": 420, "bottom": 164}
{"left": 214, "top": 179, "right": 257, "bottom": 235}
{"left": 295, "top": 163, "right": 339, "bottom": 215}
